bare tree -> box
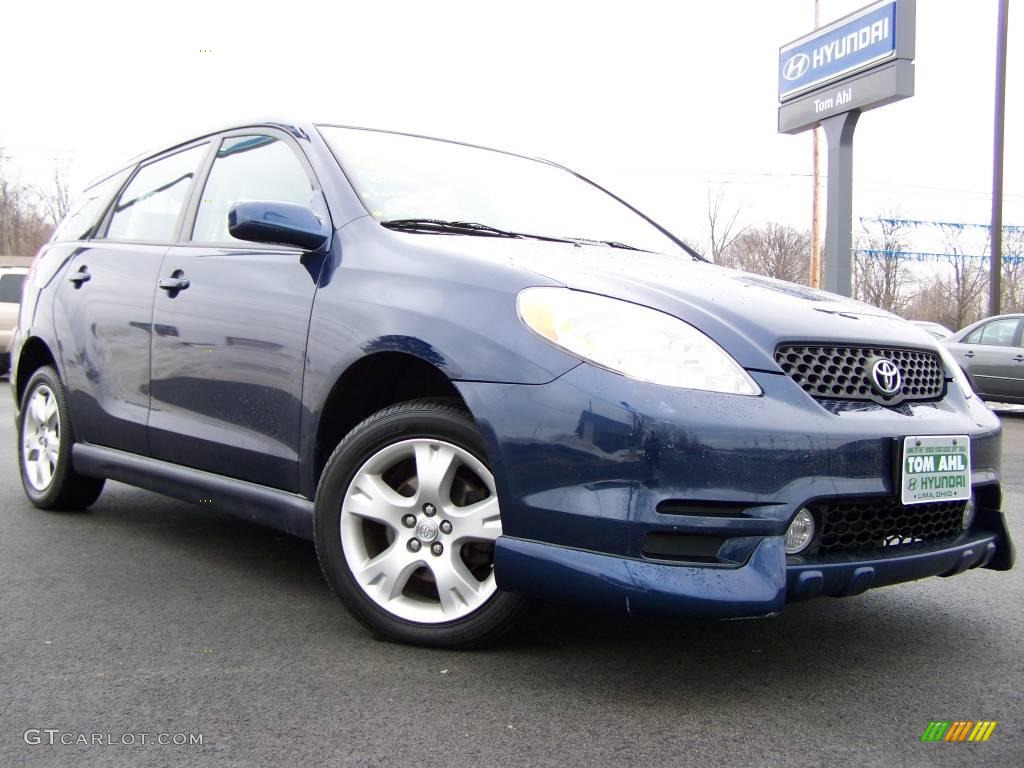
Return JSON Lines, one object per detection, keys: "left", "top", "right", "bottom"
{"left": 1001, "top": 230, "right": 1024, "bottom": 314}
{"left": 0, "top": 153, "right": 55, "bottom": 256}
{"left": 854, "top": 214, "right": 914, "bottom": 314}
{"left": 704, "top": 185, "right": 746, "bottom": 263}
{"left": 719, "top": 223, "right": 810, "bottom": 283}
{"left": 34, "top": 164, "right": 72, "bottom": 228}
{"left": 942, "top": 225, "right": 989, "bottom": 330}
{"left": 904, "top": 227, "right": 988, "bottom": 331}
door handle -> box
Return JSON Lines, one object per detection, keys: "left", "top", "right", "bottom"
{"left": 68, "top": 267, "right": 91, "bottom": 287}
{"left": 1014, "top": 355, "right": 1024, "bottom": 363}
{"left": 157, "top": 274, "right": 190, "bottom": 292}
{"left": 963, "top": 351, "right": 975, "bottom": 358}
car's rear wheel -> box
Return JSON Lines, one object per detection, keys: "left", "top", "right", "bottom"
{"left": 315, "top": 399, "right": 529, "bottom": 648}
{"left": 18, "top": 366, "right": 105, "bottom": 510}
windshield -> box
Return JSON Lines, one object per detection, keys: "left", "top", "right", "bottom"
{"left": 318, "top": 126, "right": 686, "bottom": 255}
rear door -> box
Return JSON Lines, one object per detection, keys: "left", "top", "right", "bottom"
{"left": 147, "top": 130, "right": 327, "bottom": 491}
{"left": 950, "top": 317, "right": 1023, "bottom": 399}
{"left": 53, "top": 145, "right": 210, "bottom": 453}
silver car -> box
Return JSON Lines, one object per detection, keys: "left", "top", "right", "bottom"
{"left": 910, "top": 320, "right": 953, "bottom": 340}
{"left": 943, "top": 314, "right": 1024, "bottom": 404}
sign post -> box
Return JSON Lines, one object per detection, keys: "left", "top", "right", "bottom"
{"left": 778, "top": 0, "right": 916, "bottom": 296}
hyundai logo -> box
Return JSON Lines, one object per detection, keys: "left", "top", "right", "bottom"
{"left": 782, "top": 53, "right": 810, "bottom": 81}
{"left": 871, "top": 358, "right": 902, "bottom": 396}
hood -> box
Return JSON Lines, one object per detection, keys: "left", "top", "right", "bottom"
{"left": 417, "top": 235, "right": 940, "bottom": 371}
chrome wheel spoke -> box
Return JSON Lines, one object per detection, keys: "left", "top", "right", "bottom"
{"left": 42, "top": 397, "right": 58, "bottom": 428}
{"left": 36, "top": 455, "right": 54, "bottom": 488}
{"left": 30, "top": 392, "right": 47, "bottom": 425}
{"left": 448, "top": 496, "right": 502, "bottom": 543}
{"left": 355, "top": 544, "right": 420, "bottom": 603}
{"left": 413, "top": 441, "right": 459, "bottom": 502}
{"left": 348, "top": 472, "right": 414, "bottom": 526}
{"left": 432, "top": 557, "right": 482, "bottom": 616}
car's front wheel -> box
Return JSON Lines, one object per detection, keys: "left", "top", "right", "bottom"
{"left": 315, "top": 399, "right": 530, "bottom": 648}
{"left": 18, "top": 366, "right": 105, "bottom": 510}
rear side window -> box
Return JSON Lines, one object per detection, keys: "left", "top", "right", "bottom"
{"left": 0, "top": 273, "right": 26, "bottom": 303}
{"left": 50, "top": 169, "right": 131, "bottom": 243}
{"left": 191, "top": 135, "right": 315, "bottom": 244}
{"left": 106, "top": 144, "right": 208, "bottom": 242}
{"left": 967, "top": 318, "right": 1020, "bottom": 347}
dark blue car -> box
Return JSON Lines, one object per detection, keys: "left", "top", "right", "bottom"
{"left": 11, "top": 121, "right": 1014, "bottom": 647}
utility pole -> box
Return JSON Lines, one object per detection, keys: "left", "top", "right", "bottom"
{"left": 809, "top": 0, "right": 822, "bottom": 289}
{"left": 989, "top": 0, "right": 1010, "bottom": 316}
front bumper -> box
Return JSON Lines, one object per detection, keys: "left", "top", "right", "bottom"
{"left": 457, "top": 364, "right": 1015, "bottom": 616}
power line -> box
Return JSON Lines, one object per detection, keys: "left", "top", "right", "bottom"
{"left": 856, "top": 249, "right": 1024, "bottom": 264}
{"left": 861, "top": 216, "right": 1024, "bottom": 232}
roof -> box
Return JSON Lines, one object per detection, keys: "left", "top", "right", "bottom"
{"left": 86, "top": 118, "right": 312, "bottom": 189}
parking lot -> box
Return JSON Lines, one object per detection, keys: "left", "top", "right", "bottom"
{"left": 0, "top": 386, "right": 1021, "bottom": 768}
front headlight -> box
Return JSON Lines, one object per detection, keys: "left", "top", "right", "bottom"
{"left": 935, "top": 343, "right": 974, "bottom": 400}
{"left": 517, "top": 287, "right": 760, "bottom": 395}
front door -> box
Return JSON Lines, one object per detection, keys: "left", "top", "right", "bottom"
{"left": 147, "top": 132, "right": 327, "bottom": 492}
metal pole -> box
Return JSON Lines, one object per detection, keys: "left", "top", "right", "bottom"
{"left": 989, "top": 0, "right": 1009, "bottom": 316}
{"left": 809, "top": 0, "right": 822, "bottom": 288}
{"left": 821, "top": 110, "right": 860, "bottom": 296}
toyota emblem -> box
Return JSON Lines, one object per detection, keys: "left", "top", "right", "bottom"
{"left": 870, "top": 358, "right": 902, "bottom": 396}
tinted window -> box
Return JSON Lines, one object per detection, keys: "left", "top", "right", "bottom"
{"left": 970, "top": 318, "right": 1020, "bottom": 347}
{"left": 0, "top": 273, "right": 25, "bottom": 303}
{"left": 106, "top": 144, "right": 208, "bottom": 242}
{"left": 192, "top": 135, "right": 314, "bottom": 244}
{"left": 51, "top": 169, "right": 131, "bottom": 243}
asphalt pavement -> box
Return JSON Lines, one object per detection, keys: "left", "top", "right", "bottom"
{"left": 1, "top": 383, "right": 1022, "bottom": 767}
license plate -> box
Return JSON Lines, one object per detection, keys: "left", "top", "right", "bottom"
{"left": 900, "top": 435, "right": 971, "bottom": 505}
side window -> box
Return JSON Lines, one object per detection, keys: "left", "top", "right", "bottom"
{"left": 976, "top": 318, "right": 1020, "bottom": 347}
{"left": 192, "top": 135, "right": 315, "bottom": 244}
{"left": 105, "top": 144, "right": 208, "bottom": 242}
{"left": 50, "top": 168, "right": 131, "bottom": 243}
{"left": 0, "top": 273, "right": 26, "bottom": 303}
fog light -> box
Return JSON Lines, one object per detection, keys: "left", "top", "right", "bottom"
{"left": 962, "top": 495, "right": 976, "bottom": 530}
{"left": 785, "top": 508, "right": 816, "bottom": 555}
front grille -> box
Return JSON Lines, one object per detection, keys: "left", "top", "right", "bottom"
{"left": 775, "top": 344, "right": 945, "bottom": 406}
{"left": 812, "top": 498, "right": 966, "bottom": 555}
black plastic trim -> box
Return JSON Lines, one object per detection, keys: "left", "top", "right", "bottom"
{"left": 72, "top": 444, "right": 314, "bottom": 539}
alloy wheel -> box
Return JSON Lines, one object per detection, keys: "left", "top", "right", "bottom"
{"left": 340, "top": 438, "right": 502, "bottom": 624}
{"left": 22, "top": 384, "right": 61, "bottom": 491}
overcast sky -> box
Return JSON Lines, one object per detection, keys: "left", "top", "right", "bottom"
{"left": 2, "top": 0, "right": 1019, "bottom": 253}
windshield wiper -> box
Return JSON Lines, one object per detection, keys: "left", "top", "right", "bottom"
{"left": 564, "top": 237, "right": 644, "bottom": 251}
{"left": 381, "top": 218, "right": 574, "bottom": 244}
{"left": 380, "top": 219, "right": 652, "bottom": 252}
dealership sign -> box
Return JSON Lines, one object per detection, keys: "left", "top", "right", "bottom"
{"left": 777, "top": 0, "right": 916, "bottom": 298}
{"left": 778, "top": 0, "right": 915, "bottom": 133}
{"left": 779, "top": 0, "right": 912, "bottom": 102}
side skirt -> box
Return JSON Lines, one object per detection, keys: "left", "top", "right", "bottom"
{"left": 72, "top": 443, "right": 315, "bottom": 540}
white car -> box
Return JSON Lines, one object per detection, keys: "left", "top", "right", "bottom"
{"left": 0, "top": 265, "right": 29, "bottom": 376}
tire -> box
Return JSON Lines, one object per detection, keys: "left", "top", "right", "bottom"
{"left": 18, "top": 366, "right": 105, "bottom": 510}
{"left": 314, "top": 398, "right": 530, "bottom": 648}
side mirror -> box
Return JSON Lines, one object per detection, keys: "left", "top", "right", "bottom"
{"left": 228, "top": 201, "right": 330, "bottom": 251}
